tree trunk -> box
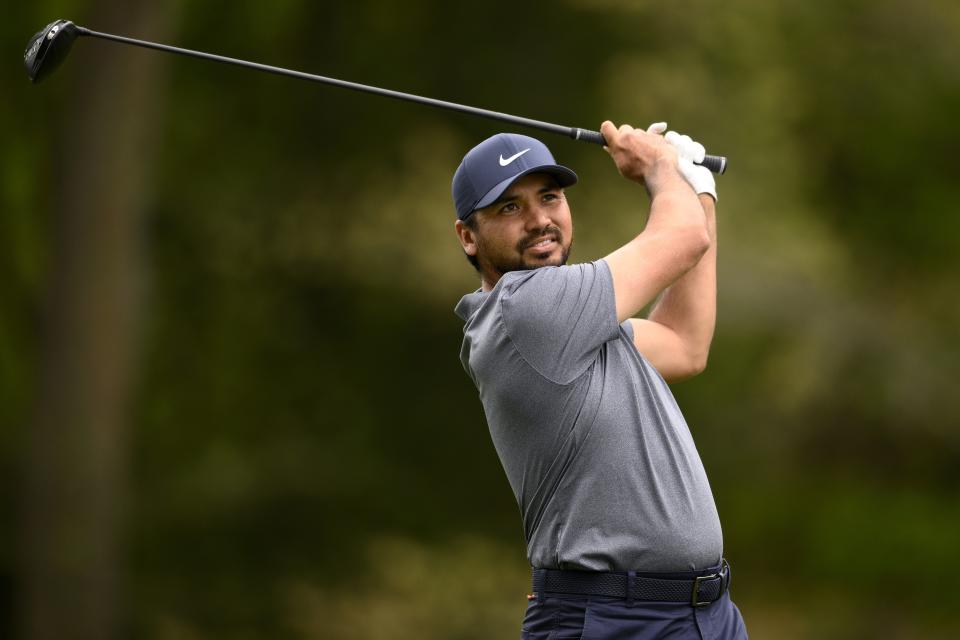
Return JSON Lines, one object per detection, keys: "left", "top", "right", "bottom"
{"left": 19, "top": 2, "right": 175, "bottom": 639}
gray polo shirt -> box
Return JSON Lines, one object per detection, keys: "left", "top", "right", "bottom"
{"left": 455, "top": 259, "right": 723, "bottom": 572}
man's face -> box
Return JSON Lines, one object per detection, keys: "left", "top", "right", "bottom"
{"left": 455, "top": 173, "right": 573, "bottom": 287}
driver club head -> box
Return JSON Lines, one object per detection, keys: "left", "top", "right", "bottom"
{"left": 24, "top": 19, "right": 81, "bottom": 83}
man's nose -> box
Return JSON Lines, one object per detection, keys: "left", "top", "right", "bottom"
{"left": 524, "top": 203, "right": 552, "bottom": 230}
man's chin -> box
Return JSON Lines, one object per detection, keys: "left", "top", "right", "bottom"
{"left": 520, "top": 248, "right": 569, "bottom": 270}
{"left": 521, "top": 255, "right": 566, "bottom": 270}
{"left": 484, "top": 245, "right": 572, "bottom": 279}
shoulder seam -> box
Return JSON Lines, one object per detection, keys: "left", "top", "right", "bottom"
{"left": 498, "top": 294, "right": 588, "bottom": 387}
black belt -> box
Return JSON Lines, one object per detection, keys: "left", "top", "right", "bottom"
{"left": 532, "top": 558, "right": 731, "bottom": 608}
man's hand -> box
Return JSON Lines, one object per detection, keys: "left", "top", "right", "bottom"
{"left": 600, "top": 121, "right": 688, "bottom": 196}
{"left": 665, "top": 130, "right": 718, "bottom": 201}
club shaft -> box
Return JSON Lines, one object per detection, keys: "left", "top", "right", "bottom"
{"left": 76, "top": 26, "right": 727, "bottom": 174}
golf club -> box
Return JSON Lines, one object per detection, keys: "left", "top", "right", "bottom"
{"left": 25, "top": 19, "right": 727, "bottom": 174}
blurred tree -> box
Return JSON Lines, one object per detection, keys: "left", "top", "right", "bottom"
{"left": 18, "top": 2, "right": 177, "bottom": 639}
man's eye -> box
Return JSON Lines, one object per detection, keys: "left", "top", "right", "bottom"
{"left": 499, "top": 202, "right": 519, "bottom": 214}
{"left": 543, "top": 193, "right": 558, "bottom": 201}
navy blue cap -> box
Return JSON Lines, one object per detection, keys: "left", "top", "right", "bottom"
{"left": 452, "top": 133, "right": 578, "bottom": 220}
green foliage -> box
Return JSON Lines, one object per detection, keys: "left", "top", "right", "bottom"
{"left": 3, "top": 0, "right": 959, "bottom": 638}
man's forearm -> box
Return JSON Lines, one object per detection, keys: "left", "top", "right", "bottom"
{"left": 646, "top": 195, "right": 717, "bottom": 367}
{"left": 605, "top": 175, "right": 710, "bottom": 322}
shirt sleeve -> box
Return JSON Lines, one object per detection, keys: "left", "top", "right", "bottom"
{"left": 499, "top": 260, "right": 620, "bottom": 385}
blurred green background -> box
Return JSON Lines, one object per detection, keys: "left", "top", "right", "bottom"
{"left": 3, "top": 0, "right": 959, "bottom": 638}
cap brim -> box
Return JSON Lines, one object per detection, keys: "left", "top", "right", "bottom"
{"left": 473, "top": 165, "right": 578, "bottom": 212}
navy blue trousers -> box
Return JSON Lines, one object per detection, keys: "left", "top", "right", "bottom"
{"left": 520, "top": 589, "right": 748, "bottom": 639}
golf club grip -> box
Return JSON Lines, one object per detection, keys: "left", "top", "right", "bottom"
{"left": 572, "top": 128, "right": 727, "bottom": 175}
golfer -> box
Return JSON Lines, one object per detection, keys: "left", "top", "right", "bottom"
{"left": 452, "top": 121, "right": 747, "bottom": 639}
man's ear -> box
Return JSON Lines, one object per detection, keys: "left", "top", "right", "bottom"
{"left": 455, "top": 219, "right": 478, "bottom": 257}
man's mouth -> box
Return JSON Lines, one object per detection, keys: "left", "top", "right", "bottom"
{"left": 525, "top": 235, "right": 559, "bottom": 251}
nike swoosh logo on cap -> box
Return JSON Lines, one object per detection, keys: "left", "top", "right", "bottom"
{"left": 499, "top": 149, "right": 530, "bottom": 166}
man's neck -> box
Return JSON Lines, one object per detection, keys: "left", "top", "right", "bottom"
{"left": 479, "top": 266, "right": 502, "bottom": 292}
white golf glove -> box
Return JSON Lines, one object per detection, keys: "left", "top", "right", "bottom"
{"left": 648, "top": 123, "right": 717, "bottom": 201}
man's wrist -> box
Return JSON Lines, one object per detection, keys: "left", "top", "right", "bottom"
{"left": 644, "top": 158, "right": 689, "bottom": 196}
{"left": 699, "top": 194, "right": 717, "bottom": 215}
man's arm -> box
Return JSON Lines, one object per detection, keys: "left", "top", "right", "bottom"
{"left": 631, "top": 194, "right": 716, "bottom": 382}
{"left": 601, "top": 121, "right": 711, "bottom": 325}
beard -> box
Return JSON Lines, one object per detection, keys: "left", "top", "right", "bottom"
{"left": 480, "top": 224, "right": 572, "bottom": 277}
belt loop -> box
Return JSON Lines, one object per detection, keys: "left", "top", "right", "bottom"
{"left": 626, "top": 571, "right": 636, "bottom": 607}
{"left": 532, "top": 568, "right": 545, "bottom": 596}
